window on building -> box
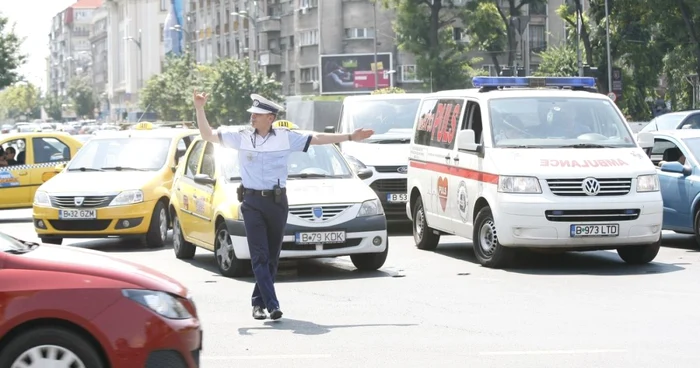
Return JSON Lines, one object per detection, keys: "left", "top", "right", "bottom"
{"left": 299, "top": 29, "right": 318, "bottom": 46}
{"left": 344, "top": 28, "right": 375, "bottom": 39}
{"left": 529, "top": 24, "right": 546, "bottom": 51}
{"left": 300, "top": 67, "right": 318, "bottom": 83}
{"left": 400, "top": 65, "right": 419, "bottom": 82}
{"left": 161, "top": 0, "right": 168, "bottom": 11}
{"left": 529, "top": 1, "right": 546, "bottom": 15}
{"left": 299, "top": 0, "right": 318, "bottom": 9}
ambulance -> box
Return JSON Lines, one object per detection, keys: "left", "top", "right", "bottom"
{"left": 406, "top": 77, "right": 663, "bottom": 268}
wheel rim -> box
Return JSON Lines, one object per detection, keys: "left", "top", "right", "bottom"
{"left": 479, "top": 219, "right": 498, "bottom": 255}
{"left": 172, "top": 216, "right": 181, "bottom": 253}
{"left": 215, "top": 228, "right": 234, "bottom": 271}
{"left": 414, "top": 205, "right": 425, "bottom": 243}
{"left": 11, "top": 345, "right": 86, "bottom": 368}
{"left": 158, "top": 207, "right": 167, "bottom": 241}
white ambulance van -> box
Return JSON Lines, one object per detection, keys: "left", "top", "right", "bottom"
{"left": 406, "top": 77, "right": 663, "bottom": 268}
{"left": 328, "top": 93, "right": 427, "bottom": 222}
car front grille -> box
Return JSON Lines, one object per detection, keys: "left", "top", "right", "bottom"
{"left": 374, "top": 165, "right": 408, "bottom": 173}
{"left": 50, "top": 195, "right": 116, "bottom": 208}
{"left": 48, "top": 220, "right": 112, "bottom": 231}
{"left": 370, "top": 179, "right": 407, "bottom": 193}
{"left": 289, "top": 205, "right": 351, "bottom": 221}
{"left": 546, "top": 178, "right": 632, "bottom": 196}
{"left": 544, "top": 209, "right": 640, "bottom": 222}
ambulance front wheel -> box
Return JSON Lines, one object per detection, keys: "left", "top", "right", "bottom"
{"left": 412, "top": 197, "right": 440, "bottom": 250}
{"left": 473, "top": 206, "right": 515, "bottom": 268}
{"left": 617, "top": 240, "right": 661, "bottom": 265}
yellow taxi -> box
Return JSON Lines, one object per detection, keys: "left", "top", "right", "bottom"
{"left": 169, "top": 121, "right": 388, "bottom": 277}
{"left": 1, "top": 132, "right": 83, "bottom": 209}
{"left": 31, "top": 125, "right": 199, "bottom": 246}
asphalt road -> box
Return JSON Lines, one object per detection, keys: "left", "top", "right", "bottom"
{"left": 2, "top": 208, "right": 700, "bottom": 368}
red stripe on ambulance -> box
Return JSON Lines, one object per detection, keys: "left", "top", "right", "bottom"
{"left": 409, "top": 159, "right": 499, "bottom": 184}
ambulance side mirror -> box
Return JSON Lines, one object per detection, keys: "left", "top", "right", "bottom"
{"left": 637, "top": 132, "right": 654, "bottom": 149}
{"left": 456, "top": 130, "right": 479, "bottom": 152}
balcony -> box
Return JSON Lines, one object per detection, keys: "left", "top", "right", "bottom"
{"left": 259, "top": 51, "right": 281, "bottom": 66}
{"left": 256, "top": 16, "right": 281, "bottom": 33}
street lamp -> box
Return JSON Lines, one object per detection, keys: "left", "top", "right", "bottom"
{"left": 231, "top": 10, "right": 258, "bottom": 72}
{"left": 124, "top": 29, "right": 143, "bottom": 89}
{"left": 604, "top": 0, "right": 612, "bottom": 93}
{"left": 170, "top": 24, "right": 191, "bottom": 52}
{"left": 372, "top": 0, "right": 379, "bottom": 90}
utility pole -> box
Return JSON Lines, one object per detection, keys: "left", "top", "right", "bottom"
{"left": 125, "top": 29, "right": 143, "bottom": 89}
{"left": 575, "top": 0, "right": 583, "bottom": 77}
{"left": 372, "top": 0, "right": 379, "bottom": 90}
{"left": 604, "top": 0, "right": 612, "bottom": 93}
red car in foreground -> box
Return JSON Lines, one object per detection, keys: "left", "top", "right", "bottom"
{"left": 0, "top": 232, "right": 202, "bottom": 368}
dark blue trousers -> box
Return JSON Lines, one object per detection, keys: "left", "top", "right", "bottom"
{"left": 240, "top": 193, "right": 288, "bottom": 312}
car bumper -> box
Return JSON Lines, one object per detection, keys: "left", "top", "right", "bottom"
{"left": 91, "top": 296, "right": 202, "bottom": 368}
{"left": 225, "top": 214, "right": 388, "bottom": 259}
{"left": 32, "top": 200, "right": 157, "bottom": 238}
{"left": 494, "top": 194, "right": 663, "bottom": 248}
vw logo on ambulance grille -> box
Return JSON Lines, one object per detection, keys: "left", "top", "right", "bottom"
{"left": 581, "top": 178, "right": 600, "bottom": 196}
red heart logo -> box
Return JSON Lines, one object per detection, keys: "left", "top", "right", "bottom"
{"left": 437, "top": 176, "right": 448, "bottom": 211}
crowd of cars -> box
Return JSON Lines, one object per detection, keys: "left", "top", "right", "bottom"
{"left": 2, "top": 76, "right": 700, "bottom": 367}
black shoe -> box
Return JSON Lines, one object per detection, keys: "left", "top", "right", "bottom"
{"left": 252, "top": 306, "right": 267, "bottom": 320}
{"left": 269, "top": 308, "right": 283, "bottom": 320}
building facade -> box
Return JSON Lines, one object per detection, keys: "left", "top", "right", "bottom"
{"left": 90, "top": 5, "right": 110, "bottom": 118}
{"left": 104, "top": 0, "right": 169, "bottom": 120}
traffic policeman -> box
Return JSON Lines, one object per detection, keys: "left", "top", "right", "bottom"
{"left": 193, "top": 90, "right": 374, "bottom": 320}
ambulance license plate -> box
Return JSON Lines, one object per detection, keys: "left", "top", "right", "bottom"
{"left": 295, "top": 231, "right": 346, "bottom": 244}
{"left": 570, "top": 224, "right": 619, "bottom": 237}
{"left": 59, "top": 209, "right": 97, "bottom": 220}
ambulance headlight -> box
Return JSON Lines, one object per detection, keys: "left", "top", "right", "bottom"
{"left": 498, "top": 176, "right": 542, "bottom": 194}
{"left": 636, "top": 174, "right": 660, "bottom": 192}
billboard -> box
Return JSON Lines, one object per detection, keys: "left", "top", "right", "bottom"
{"left": 319, "top": 53, "right": 393, "bottom": 95}
{"left": 163, "top": 0, "right": 185, "bottom": 56}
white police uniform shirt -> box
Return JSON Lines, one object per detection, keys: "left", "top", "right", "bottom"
{"left": 218, "top": 126, "right": 312, "bottom": 190}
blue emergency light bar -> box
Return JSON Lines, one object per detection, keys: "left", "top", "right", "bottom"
{"left": 472, "top": 76, "right": 596, "bottom": 89}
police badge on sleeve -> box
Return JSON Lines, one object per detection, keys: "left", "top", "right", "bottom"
{"left": 457, "top": 181, "right": 469, "bottom": 223}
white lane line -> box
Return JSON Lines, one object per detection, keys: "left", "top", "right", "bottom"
{"left": 202, "top": 354, "right": 332, "bottom": 360}
{"left": 478, "top": 349, "right": 626, "bottom": 356}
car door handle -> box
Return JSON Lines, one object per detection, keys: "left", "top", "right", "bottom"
{"left": 17, "top": 172, "right": 28, "bottom": 176}
{"left": 453, "top": 156, "right": 460, "bottom": 163}
{"left": 444, "top": 154, "right": 451, "bottom": 161}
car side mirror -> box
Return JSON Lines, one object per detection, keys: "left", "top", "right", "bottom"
{"left": 637, "top": 132, "right": 654, "bottom": 149}
{"left": 54, "top": 163, "right": 66, "bottom": 172}
{"left": 356, "top": 167, "right": 373, "bottom": 180}
{"left": 456, "top": 129, "right": 478, "bottom": 151}
{"left": 660, "top": 161, "right": 692, "bottom": 176}
{"left": 194, "top": 173, "right": 216, "bottom": 185}
{"left": 324, "top": 126, "right": 336, "bottom": 133}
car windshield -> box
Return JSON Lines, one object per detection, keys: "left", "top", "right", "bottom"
{"left": 682, "top": 137, "right": 700, "bottom": 161}
{"left": 221, "top": 144, "right": 354, "bottom": 180}
{"left": 489, "top": 97, "right": 636, "bottom": 148}
{"left": 0, "top": 232, "right": 37, "bottom": 254}
{"left": 642, "top": 113, "right": 691, "bottom": 132}
{"left": 68, "top": 137, "right": 172, "bottom": 171}
{"left": 341, "top": 98, "right": 420, "bottom": 142}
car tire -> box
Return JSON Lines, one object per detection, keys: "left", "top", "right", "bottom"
{"left": 144, "top": 201, "right": 168, "bottom": 248}
{"left": 0, "top": 327, "right": 104, "bottom": 368}
{"left": 40, "top": 236, "right": 63, "bottom": 245}
{"left": 172, "top": 213, "right": 196, "bottom": 259}
{"left": 617, "top": 240, "right": 661, "bottom": 265}
{"left": 694, "top": 210, "right": 700, "bottom": 247}
{"left": 214, "top": 222, "right": 249, "bottom": 277}
{"left": 473, "top": 206, "right": 515, "bottom": 268}
{"left": 412, "top": 197, "right": 440, "bottom": 250}
{"left": 351, "top": 242, "right": 389, "bottom": 270}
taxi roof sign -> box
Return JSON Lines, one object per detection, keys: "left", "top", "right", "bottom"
{"left": 472, "top": 77, "right": 596, "bottom": 89}
{"left": 134, "top": 122, "right": 154, "bottom": 130}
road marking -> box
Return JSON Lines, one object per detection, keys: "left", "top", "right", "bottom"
{"left": 478, "top": 349, "right": 626, "bottom": 356}
{"left": 203, "top": 354, "right": 331, "bottom": 360}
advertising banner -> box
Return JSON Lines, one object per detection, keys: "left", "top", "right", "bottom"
{"left": 163, "top": 0, "right": 184, "bottom": 56}
{"left": 320, "top": 53, "right": 393, "bottom": 95}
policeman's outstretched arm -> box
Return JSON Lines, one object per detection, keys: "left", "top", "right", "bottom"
{"left": 193, "top": 89, "right": 242, "bottom": 149}
{"left": 310, "top": 128, "right": 375, "bottom": 145}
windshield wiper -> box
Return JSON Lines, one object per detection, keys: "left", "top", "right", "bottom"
{"left": 498, "top": 145, "right": 542, "bottom": 148}
{"left": 366, "top": 138, "right": 411, "bottom": 144}
{"left": 559, "top": 143, "right": 613, "bottom": 148}
{"left": 101, "top": 166, "right": 148, "bottom": 171}
{"left": 68, "top": 167, "right": 104, "bottom": 172}
{"left": 288, "top": 173, "right": 341, "bottom": 178}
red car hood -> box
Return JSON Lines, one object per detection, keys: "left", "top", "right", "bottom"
{"left": 6, "top": 244, "right": 188, "bottom": 297}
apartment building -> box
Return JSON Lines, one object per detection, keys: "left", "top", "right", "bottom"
{"left": 90, "top": 5, "right": 110, "bottom": 118}
{"left": 104, "top": 0, "right": 169, "bottom": 120}
{"left": 47, "top": 0, "right": 103, "bottom": 98}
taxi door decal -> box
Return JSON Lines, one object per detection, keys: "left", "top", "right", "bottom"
{"left": 0, "top": 171, "right": 20, "bottom": 187}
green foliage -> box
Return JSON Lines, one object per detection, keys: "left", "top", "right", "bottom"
{"left": 0, "top": 82, "right": 41, "bottom": 120}
{"left": 533, "top": 46, "right": 578, "bottom": 77}
{"left": 43, "top": 93, "right": 64, "bottom": 121}
{"left": 67, "top": 76, "right": 96, "bottom": 119}
{"left": 0, "top": 14, "right": 26, "bottom": 89}
{"left": 371, "top": 87, "right": 406, "bottom": 94}
{"left": 463, "top": 1, "right": 507, "bottom": 72}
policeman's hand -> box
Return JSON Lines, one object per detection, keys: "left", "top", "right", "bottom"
{"left": 351, "top": 128, "right": 374, "bottom": 141}
{"left": 193, "top": 89, "right": 208, "bottom": 109}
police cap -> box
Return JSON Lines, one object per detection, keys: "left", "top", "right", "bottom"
{"left": 247, "top": 94, "right": 285, "bottom": 115}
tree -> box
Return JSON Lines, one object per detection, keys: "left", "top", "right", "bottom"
{"left": 371, "top": 87, "right": 406, "bottom": 94}
{"left": 0, "top": 14, "right": 26, "bottom": 89}
{"left": 381, "top": 0, "right": 480, "bottom": 90}
{"left": 463, "top": 1, "right": 508, "bottom": 73}
{"left": 206, "top": 58, "right": 283, "bottom": 125}
{"left": 67, "top": 76, "right": 96, "bottom": 118}
{"left": 0, "top": 82, "right": 41, "bottom": 120}
{"left": 43, "top": 93, "right": 64, "bottom": 121}
{"left": 533, "top": 45, "right": 579, "bottom": 77}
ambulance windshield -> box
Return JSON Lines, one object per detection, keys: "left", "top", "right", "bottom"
{"left": 489, "top": 97, "right": 636, "bottom": 148}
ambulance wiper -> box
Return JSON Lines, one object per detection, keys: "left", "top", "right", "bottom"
{"left": 366, "top": 138, "right": 411, "bottom": 144}
{"left": 560, "top": 143, "right": 611, "bottom": 148}
{"left": 498, "top": 144, "right": 541, "bottom": 148}
{"left": 101, "top": 166, "right": 148, "bottom": 171}
{"left": 68, "top": 167, "right": 104, "bottom": 172}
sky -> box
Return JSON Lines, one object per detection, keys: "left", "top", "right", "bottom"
{"left": 2, "top": 0, "right": 76, "bottom": 91}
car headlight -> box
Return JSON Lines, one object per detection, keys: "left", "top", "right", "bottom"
{"left": 498, "top": 176, "right": 542, "bottom": 193}
{"left": 34, "top": 191, "right": 51, "bottom": 207}
{"left": 345, "top": 155, "right": 367, "bottom": 172}
{"left": 358, "top": 199, "right": 384, "bottom": 217}
{"left": 637, "top": 174, "right": 660, "bottom": 192}
{"left": 109, "top": 189, "right": 144, "bottom": 206}
{"left": 122, "top": 289, "right": 192, "bottom": 319}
